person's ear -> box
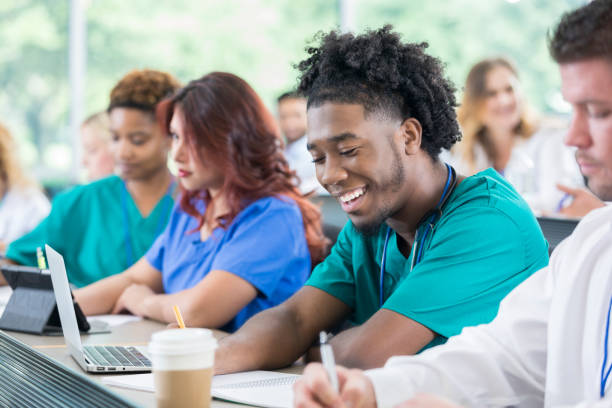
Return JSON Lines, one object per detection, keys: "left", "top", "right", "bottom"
{"left": 398, "top": 118, "right": 422, "bottom": 155}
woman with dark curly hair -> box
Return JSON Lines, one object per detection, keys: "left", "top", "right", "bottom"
{"left": 213, "top": 25, "right": 548, "bottom": 374}
{"left": 75, "top": 72, "right": 326, "bottom": 332}
{"left": 5, "top": 69, "right": 180, "bottom": 287}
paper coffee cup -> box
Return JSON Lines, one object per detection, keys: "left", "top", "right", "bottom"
{"left": 149, "top": 328, "right": 218, "bottom": 408}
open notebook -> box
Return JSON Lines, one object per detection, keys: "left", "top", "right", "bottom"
{"left": 102, "top": 370, "right": 300, "bottom": 408}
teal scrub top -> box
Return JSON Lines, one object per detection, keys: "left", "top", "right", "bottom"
{"left": 6, "top": 175, "right": 174, "bottom": 288}
{"left": 306, "top": 168, "right": 549, "bottom": 350}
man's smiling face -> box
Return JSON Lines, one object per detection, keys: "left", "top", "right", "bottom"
{"left": 307, "top": 103, "right": 408, "bottom": 234}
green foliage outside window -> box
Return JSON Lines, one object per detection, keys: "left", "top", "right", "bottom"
{"left": 0, "top": 0, "right": 585, "bottom": 184}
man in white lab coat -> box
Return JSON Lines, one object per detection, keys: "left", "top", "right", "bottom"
{"left": 293, "top": 1, "right": 612, "bottom": 407}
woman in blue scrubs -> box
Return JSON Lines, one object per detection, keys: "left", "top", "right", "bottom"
{"left": 75, "top": 72, "right": 327, "bottom": 332}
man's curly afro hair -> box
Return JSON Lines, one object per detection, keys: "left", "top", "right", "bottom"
{"left": 297, "top": 25, "right": 461, "bottom": 159}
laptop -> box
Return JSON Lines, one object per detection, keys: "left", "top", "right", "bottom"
{"left": 45, "top": 244, "right": 152, "bottom": 373}
{"left": 536, "top": 216, "right": 579, "bottom": 254}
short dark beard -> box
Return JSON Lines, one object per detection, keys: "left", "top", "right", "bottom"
{"left": 353, "top": 140, "right": 405, "bottom": 236}
{"left": 587, "top": 177, "right": 612, "bottom": 202}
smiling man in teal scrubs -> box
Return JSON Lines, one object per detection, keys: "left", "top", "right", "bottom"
{"left": 4, "top": 69, "right": 180, "bottom": 287}
{"left": 212, "top": 26, "right": 549, "bottom": 373}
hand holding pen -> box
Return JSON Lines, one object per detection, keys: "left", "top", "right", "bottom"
{"left": 293, "top": 333, "right": 377, "bottom": 408}
{"left": 293, "top": 364, "right": 376, "bottom": 408}
{"left": 556, "top": 183, "right": 604, "bottom": 217}
{"left": 319, "top": 331, "right": 339, "bottom": 392}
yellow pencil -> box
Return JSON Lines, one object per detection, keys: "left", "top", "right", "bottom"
{"left": 173, "top": 305, "right": 186, "bottom": 329}
{"left": 36, "top": 247, "right": 47, "bottom": 270}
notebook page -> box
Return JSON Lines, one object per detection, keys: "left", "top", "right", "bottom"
{"left": 102, "top": 370, "right": 300, "bottom": 408}
{"left": 102, "top": 373, "right": 153, "bottom": 392}
{"left": 213, "top": 371, "right": 299, "bottom": 408}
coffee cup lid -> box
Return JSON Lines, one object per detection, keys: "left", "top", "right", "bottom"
{"left": 149, "top": 328, "right": 218, "bottom": 356}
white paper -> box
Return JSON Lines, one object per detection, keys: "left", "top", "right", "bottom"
{"left": 89, "top": 314, "right": 142, "bottom": 327}
{"left": 102, "top": 373, "right": 153, "bottom": 392}
{"left": 0, "top": 286, "right": 12, "bottom": 315}
{"left": 102, "top": 370, "right": 299, "bottom": 408}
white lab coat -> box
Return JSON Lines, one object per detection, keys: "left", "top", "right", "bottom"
{"left": 444, "top": 128, "right": 584, "bottom": 215}
{"left": 285, "top": 135, "right": 326, "bottom": 195}
{"left": 0, "top": 186, "right": 50, "bottom": 244}
{"left": 366, "top": 205, "right": 612, "bottom": 408}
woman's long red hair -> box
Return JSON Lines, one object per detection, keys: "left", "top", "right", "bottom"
{"left": 157, "top": 72, "right": 328, "bottom": 264}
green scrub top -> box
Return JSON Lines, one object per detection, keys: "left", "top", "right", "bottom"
{"left": 306, "top": 168, "right": 549, "bottom": 350}
{"left": 6, "top": 175, "right": 174, "bottom": 288}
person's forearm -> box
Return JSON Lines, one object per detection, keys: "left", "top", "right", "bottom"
{"left": 74, "top": 274, "right": 133, "bottom": 315}
{"left": 142, "top": 293, "right": 248, "bottom": 329}
{"left": 365, "top": 333, "right": 538, "bottom": 408}
{"left": 139, "top": 293, "right": 173, "bottom": 323}
{"left": 365, "top": 277, "right": 552, "bottom": 408}
{"left": 214, "top": 306, "right": 315, "bottom": 374}
{"left": 328, "top": 325, "right": 393, "bottom": 369}
{"left": 138, "top": 271, "right": 259, "bottom": 327}
{"left": 327, "top": 314, "right": 434, "bottom": 370}
{"left": 140, "top": 291, "right": 213, "bottom": 325}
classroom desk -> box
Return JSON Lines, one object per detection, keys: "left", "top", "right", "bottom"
{"left": 7, "top": 317, "right": 300, "bottom": 407}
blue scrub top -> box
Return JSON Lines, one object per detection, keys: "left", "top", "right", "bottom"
{"left": 145, "top": 195, "right": 311, "bottom": 332}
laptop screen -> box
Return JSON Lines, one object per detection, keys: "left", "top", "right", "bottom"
{"left": 45, "top": 245, "right": 85, "bottom": 358}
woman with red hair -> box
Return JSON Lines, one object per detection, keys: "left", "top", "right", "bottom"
{"left": 75, "top": 72, "right": 327, "bottom": 332}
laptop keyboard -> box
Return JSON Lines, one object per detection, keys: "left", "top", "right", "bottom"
{"left": 84, "top": 346, "right": 151, "bottom": 368}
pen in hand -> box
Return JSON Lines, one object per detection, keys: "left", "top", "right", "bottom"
{"left": 556, "top": 192, "right": 571, "bottom": 213}
{"left": 319, "top": 331, "right": 339, "bottom": 393}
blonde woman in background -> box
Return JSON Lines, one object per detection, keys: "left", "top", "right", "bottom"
{"left": 449, "top": 57, "right": 592, "bottom": 215}
{"left": 81, "top": 111, "right": 115, "bottom": 181}
{"left": 0, "top": 123, "right": 50, "bottom": 251}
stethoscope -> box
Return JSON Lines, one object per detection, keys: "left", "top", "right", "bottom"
{"left": 121, "top": 179, "right": 176, "bottom": 266}
{"left": 379, "top": 163, "right": 457, "bottom": 307}
{"left": 600, "top": 295, "right": 612, "bottom": 397}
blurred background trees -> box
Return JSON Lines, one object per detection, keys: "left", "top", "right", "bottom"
{"left": 0, "top": 0, "right": 585, "bottom": 185}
